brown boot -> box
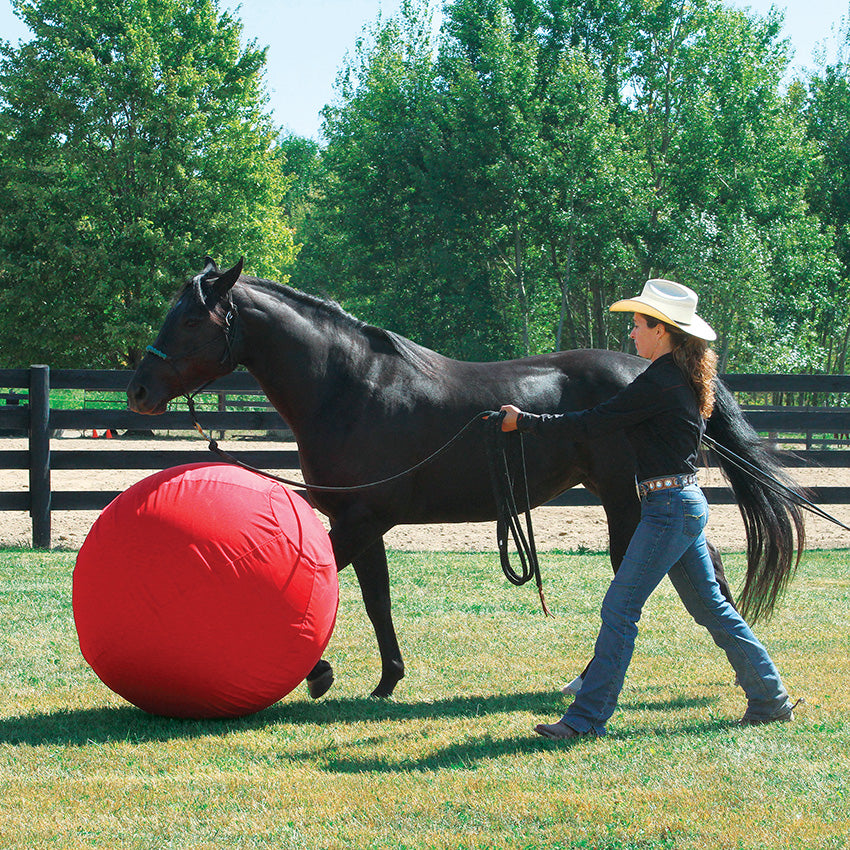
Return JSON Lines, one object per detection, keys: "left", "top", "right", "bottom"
{"left": 534, "top": 721, "right": 585, "bottom": 739}
{"left": 740, "top": 698, "right": 802, "bottom": 726}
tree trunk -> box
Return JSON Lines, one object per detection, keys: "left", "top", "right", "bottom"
{"left": 553, "top": 233, "right": 576, "bottom": 351}
{"left": 718, "top": 333, "right": 730, "bottom": 374}
{"left": 836, "top": 320, "right": 850, "bottom": 374}
{"left": 513, "top": 220, "right": 530, "bottom": 356}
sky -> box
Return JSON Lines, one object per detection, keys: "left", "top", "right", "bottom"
{"left": 0, "top": 0, "right": 847, "bottom": 140}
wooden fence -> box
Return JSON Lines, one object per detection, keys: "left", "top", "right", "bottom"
{"left": 2, "top": 365, "right": 850, "bottom": 548}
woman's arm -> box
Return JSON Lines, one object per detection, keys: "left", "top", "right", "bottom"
{"left": 499, "top": 365, "right": 677, "bottom": 441}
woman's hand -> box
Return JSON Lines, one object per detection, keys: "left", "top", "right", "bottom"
{"left": 499, "top": 404, "right": 523, "bottom": 432}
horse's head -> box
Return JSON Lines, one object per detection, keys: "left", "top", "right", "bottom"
{"left": 127, "top": 257, "right": 243, "bottom": 414}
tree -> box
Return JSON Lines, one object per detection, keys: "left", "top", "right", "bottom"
{"left": 0, "top": 0, "right": 297, "bottom": 367}
{"left": 295, "top": 0, "right": 518, "bottom": 360}
{"left": 297, "top": 0, "right": 637, "bottom": 358}
{"left": 614, "top": 0, "right": 839, "bottom": 371}
{"left": 804, "top": 21, "right": 850, "bottom": 371}
{"left": 293, "top": 0, "right": 846, "bottom": 369}
{"left": 276, "top": 133, "right": 321, "bottom": 235}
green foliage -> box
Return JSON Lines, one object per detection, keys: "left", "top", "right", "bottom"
{"left": 293, "top": 0, "right": 850, "bottom": 369}
{"left": 1, "top": 0, "right": 848, "bottom": 372}
{"left": 296, "top": 0, "right": 640, "bottom": 358}
{"left": 0, "top": 0, "right": 297, "bottom": 368}
{"left": 803, "top": 20, "right": 850, "bottom": 372}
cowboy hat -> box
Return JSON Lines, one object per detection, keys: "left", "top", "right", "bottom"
{"left": 609, "top": 279, "right": 716, "bottom": 341}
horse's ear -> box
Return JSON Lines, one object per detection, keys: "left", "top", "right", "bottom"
{"left": 201, "top": 256, "right": 219, "bottom": 278}
{"left": 212, "top": 256, "right": 244, "bottom": 296}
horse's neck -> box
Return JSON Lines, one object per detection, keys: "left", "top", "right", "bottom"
{"left": 232, "top": 283, "right": 366, "bottom": 432}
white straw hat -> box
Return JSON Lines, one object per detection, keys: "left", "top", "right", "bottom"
{"left": 609, "top": 279, "right": 716, "bottom": 341}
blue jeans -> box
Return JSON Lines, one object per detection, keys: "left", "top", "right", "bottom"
{"left": 563, "top": 483, "right": 790, "bottom": 735}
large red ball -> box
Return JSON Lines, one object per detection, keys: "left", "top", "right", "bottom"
{"left": 73, "top": 463, "right": 338, "bottom": 718}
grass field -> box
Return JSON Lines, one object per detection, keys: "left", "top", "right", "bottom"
{"left": 1, "top": 546, "right": 848, "bottom": 849}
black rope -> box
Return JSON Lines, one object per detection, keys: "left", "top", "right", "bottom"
{"left": 188, "top": 396, "right": 550, "bottom": 613}
{"left": 484, "top": 411, "right": 551, "bottom": 616}
{"left": 188, "top": 395, "right": 491, "bottom": 493}
{"left": 702, "top": 433, "right": 850, "bottom": 532}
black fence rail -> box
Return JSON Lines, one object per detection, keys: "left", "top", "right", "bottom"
{"left": 2, "top": 366, "right": 850, "bottom": 548}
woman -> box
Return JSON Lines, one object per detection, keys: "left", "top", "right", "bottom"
{"left": 500, "top": 279, "right": 797, "bottom": 738}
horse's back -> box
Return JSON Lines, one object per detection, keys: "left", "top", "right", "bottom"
{"left": 353, "top": 346, "right": 650, "bottom": 522}
{"left": 433, "top": 347, "right": 648, "bottom": 414}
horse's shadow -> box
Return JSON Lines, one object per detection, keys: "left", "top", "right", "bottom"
{"left": 0, "top": 690, "right": 731, "bottom": 771}
{"left": 0, "top": 690, "right": 556, "bottom": 746}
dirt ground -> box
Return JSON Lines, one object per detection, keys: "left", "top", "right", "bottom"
{"left": 1, "top": 435, "right": 848, "bottom": 551}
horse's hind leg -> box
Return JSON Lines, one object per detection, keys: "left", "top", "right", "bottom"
{"left": 563, "top": 538, "right": 738, "bottom": 701}
{"left": 350, "top": 538, "right": 405, "bottom": 697}
{"left": 558, "top": 482, "right": 641, "bottom": 694}
{"left": 706, "top": 539, "right": 736, "bottom": 607}
{"left": 563, "top": 534, "right": 739, "bottom": 696}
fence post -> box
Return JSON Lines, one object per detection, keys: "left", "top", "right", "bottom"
{"left": 29, "top": 364, "right": 51, "bottom": 549}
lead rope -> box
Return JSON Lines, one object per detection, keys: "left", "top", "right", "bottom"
{"left": 187, "top": 393, "right": 488, "bottom": 492}
{"left": 187, "top": 395, "right": 551, "bottom": 613}
{"left": 145, "top": 298, "right": 552, "bottom": 606}
{"left": 484, "top": 411, "right": 552, "bottom": 616}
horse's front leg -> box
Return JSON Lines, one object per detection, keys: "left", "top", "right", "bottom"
{"left": 311, "top": 507, "right": 402, "bottom": 698}
{"left": 305, "top": 503, "right": 393, "bottom": 699}
{"left": 350, "top": 538, "right": 405, "bottom": 697}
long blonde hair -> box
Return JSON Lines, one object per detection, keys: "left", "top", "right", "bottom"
{"left": 643, "top": 315, "right": 717, "bottom": 419}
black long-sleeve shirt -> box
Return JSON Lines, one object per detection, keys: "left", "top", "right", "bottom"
{"left": 516, "top": 352, "right": 705, "bottom": 481}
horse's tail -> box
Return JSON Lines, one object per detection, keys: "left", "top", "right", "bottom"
{"left": 705, "top": 379, "right": 806, "bottom": 622}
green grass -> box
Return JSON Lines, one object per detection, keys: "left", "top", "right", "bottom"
{"left": 1, "top": 546, "right": 848, "bottom": 849}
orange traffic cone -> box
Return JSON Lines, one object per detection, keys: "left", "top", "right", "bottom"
{"left": 92, "top": 429, "right": 99, "bottom": 438}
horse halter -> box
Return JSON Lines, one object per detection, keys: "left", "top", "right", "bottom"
{"left": 145, "top": 300, "right": 238, "bottom": 371}
{"left": 147, "top": 263, "right": 238, "bottom": 369}
{"left": 143, "top": 285, "right": 240, "bottom": 423}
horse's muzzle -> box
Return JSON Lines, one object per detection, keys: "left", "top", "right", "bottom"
{"left": 126, "top": 376, "right": 168, "bottom": 415}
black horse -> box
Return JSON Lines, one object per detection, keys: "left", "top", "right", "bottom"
{"left": 127, "top": 258, "right": 805, "bottom": 698}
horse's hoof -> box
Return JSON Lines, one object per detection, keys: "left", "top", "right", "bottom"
{"left": 370, "top": 677, "right": 401, "bottom": 698}
{"left": 370, "top": 662, "right": 404, "bottom": 698}
{"left": 307, "top": 668, "right": 334, "bottom": 699}
{"left": 306, "top": 661, "right": 335, "bottom": 699}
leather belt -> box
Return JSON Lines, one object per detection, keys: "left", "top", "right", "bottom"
{"left": 638, "top": 473, "right": 698, "bottom": 499}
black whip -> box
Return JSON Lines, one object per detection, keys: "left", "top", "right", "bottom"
{"left": 702, "top": 433, "right": 850, "bottom": 532}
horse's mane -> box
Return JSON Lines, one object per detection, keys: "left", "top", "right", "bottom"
{"left": 240, "top": 276, "right": 438, "bottom": 374}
